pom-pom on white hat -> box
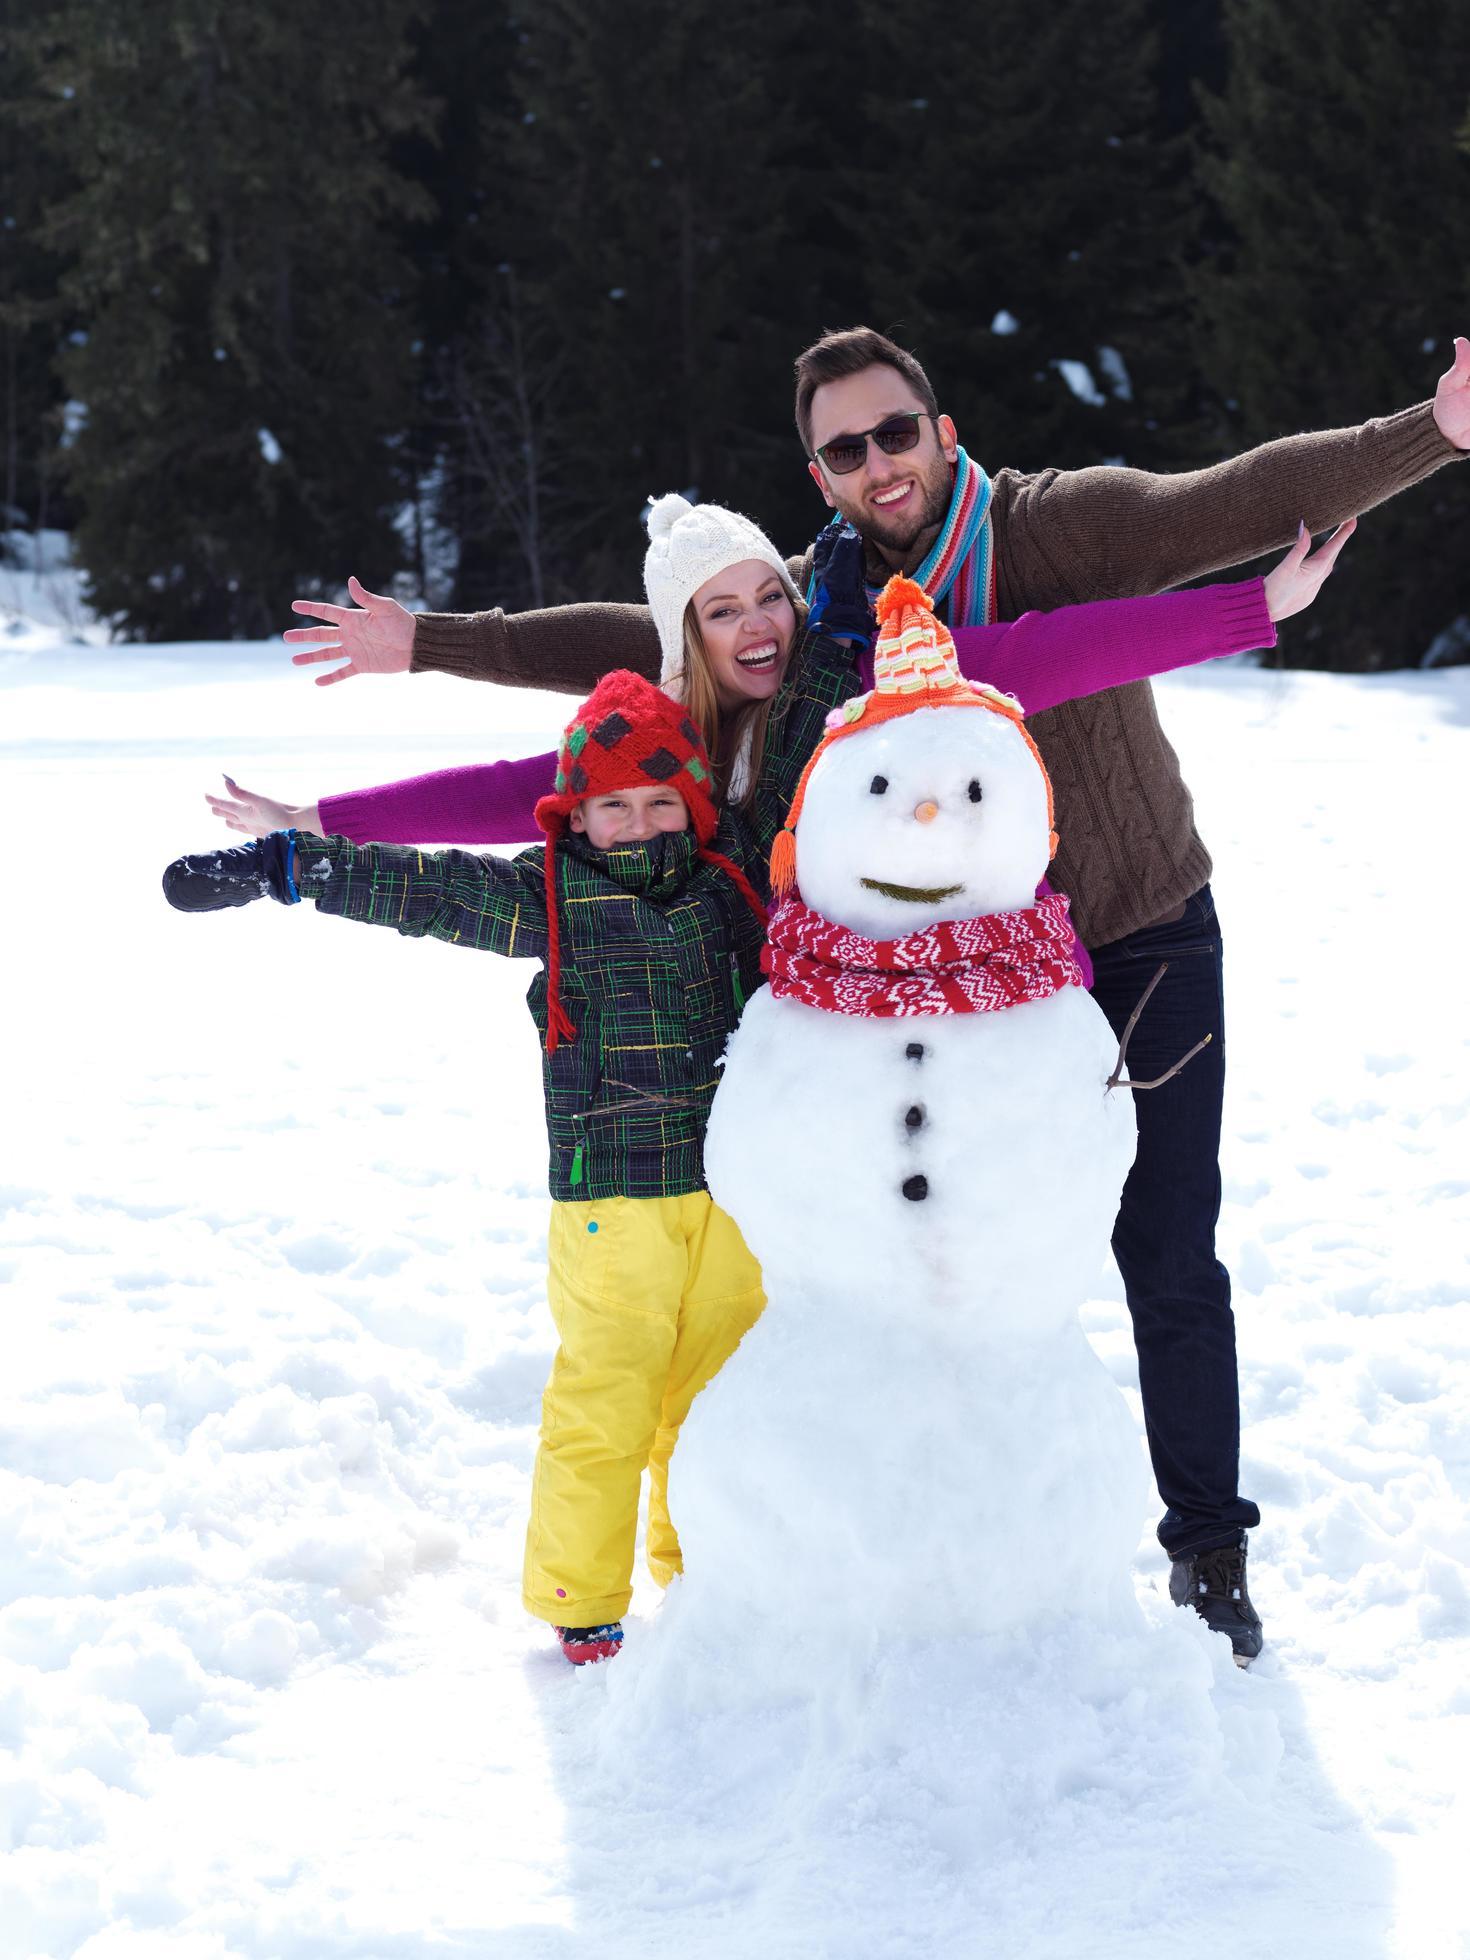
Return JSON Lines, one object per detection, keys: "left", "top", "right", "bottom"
{"left": 643, "top": 492, "right": 801, "bottom": 689}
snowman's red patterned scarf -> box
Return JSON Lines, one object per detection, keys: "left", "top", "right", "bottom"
{"left": 761, "top": 891, "right": 1084, "bottom": 1017}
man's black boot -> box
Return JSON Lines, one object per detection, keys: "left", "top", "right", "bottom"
{"left": 1169, "top": 1538, "right": 1264, "bottom": 1666}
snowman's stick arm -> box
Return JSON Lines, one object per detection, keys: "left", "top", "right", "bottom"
{"left": 1106, "top": 964, "right": 1168, "bottom": 1090}
{"left": 1105, "top": 963, "right": 1216, "bottom": 1093}
{"left": 1120, "top": 1032, "right": 1214, "bottom": 1093}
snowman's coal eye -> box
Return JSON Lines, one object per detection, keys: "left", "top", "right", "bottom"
{"left": 869, "top": 775, "right": 889, "bottom": 795}
{"left": 967, "top": 779, "right": 983, "bottom": 804}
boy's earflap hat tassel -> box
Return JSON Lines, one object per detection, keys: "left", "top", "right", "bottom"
{"left": 539, "top": 885, "right": 579, "bottom": 1053}
{"left": 770, "top": 575, "right": 1058, "bottom": 899}
{"left": 534, "top": 669, "right": 766, "bottom": 1052}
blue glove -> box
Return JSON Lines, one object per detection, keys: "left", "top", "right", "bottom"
{"left": 805, "top": 519, "right": 874, "bottom": 647}
{"left": 163, "top": 831, "right": 298, "bottom": 912}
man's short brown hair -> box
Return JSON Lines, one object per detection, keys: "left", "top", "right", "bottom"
{"left": 794, "top": 327, "right": 940, "bottom": 456}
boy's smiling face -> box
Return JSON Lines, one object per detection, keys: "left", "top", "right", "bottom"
{"left": 569, "top": 784, "right": 691, "bottom": 849}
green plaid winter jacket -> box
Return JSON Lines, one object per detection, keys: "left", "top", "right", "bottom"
{"left": 293, "top": 630, "right": 861, "bottom": 1201}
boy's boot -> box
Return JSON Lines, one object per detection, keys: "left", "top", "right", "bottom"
{"left": 1169, "top": 1538, "right": 1264, "bottom": 1666}
{"left": 555, "top": 1622, "right": 624, "bottom": 1666}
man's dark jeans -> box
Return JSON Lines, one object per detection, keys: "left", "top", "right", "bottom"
{"left": 1088, "top": 884, "right": 1260, "bottom": 1560}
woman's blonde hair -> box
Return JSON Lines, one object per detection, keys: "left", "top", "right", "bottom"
{"left": 670, "top": 592, "right": 808, "bottom": 809}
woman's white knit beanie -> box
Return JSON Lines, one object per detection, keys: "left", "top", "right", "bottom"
{"left": 643, "top": 493, "right": 801, "bottom": 687}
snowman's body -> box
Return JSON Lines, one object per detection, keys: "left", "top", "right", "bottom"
{"left": 709, "top": 984, "right": 1130, "bottom": 1340}
{"left": 676, "top": 675, "right": 1149, "bottom": 1638}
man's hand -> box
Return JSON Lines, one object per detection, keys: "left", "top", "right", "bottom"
{"left": 205, "top": 774, "right": 321, "bottom": 840}
{"left": 285, "top": 575, "right": 415, "bottom": 686}
{"left": 163, "top": 835, "right": 298, "bottom": 912}
{"left": 1432, "top": 336, "right": 1470, "bottom": 450}
{"left": 1262, "top": 518, "right": 1356, "bottom": 622}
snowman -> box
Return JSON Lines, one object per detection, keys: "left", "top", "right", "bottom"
{"left": 674, "top": 576, "right": 1151, "bottom": 1644}
{"left": 592, "top": 581, "right": 1273, "bottom": 1919}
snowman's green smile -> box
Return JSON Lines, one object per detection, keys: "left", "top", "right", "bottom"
{"left": 859, "top": 877, "right": 966, "bottom": 903}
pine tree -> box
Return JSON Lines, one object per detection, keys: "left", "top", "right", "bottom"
{"left": 0, "top": 3, "right": 75, "bottom": 537}
{"left": 420, "top": 4, "right": 1221, "bottom": 611}
{"left": 476, "top": 0, "right": 836, "bottom": 603}
{"left": 389, "top": 0, "right": 522, "bottom": 608}
{"left": 24, "top": 0, "right": 433, "bottom": 639}
{"left": 1195, "top": 0, "right": 1470, "bottom": 670}
{"left": 848, "top": 0, "right": 1204, "bottom": 480}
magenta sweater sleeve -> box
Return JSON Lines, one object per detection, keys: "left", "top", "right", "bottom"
{"left": 936, "top": 578, "right": 1274, "bottom": 714}
{"left": 314, "top": 582, "right": 1271, "bottom": 843}
{"left": 316, "top": 749, "right": 556, "bottom": 846}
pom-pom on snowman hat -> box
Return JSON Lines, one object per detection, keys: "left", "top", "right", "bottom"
{"left": 768, "top": 575, "right": 1058, "bottom": 898}
{"left": 643, "top": 493, "right": 803, "bottom": 687}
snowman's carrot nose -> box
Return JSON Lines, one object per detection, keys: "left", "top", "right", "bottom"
{"left": 914, "top": 800, "right": 939, "bottom": 824}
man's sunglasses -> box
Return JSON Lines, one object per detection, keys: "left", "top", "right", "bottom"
{"left": 812, "top": 411, "right": 935, "bottom": 477}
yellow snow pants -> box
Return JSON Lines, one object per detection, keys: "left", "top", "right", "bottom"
{"left": 522, "top": 1191, "right": 766, "bottom": 1627}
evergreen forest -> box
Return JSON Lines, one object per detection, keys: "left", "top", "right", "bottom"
{"left": 3, "top": 0, "right": 1469, "bottom": 666}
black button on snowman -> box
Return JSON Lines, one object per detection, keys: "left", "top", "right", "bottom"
{"left": 902, "top": 1043, "right": 928, "bottom": 1199}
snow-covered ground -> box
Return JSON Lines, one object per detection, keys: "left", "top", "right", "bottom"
{"left": 3, "top": 606, "right": 1467, "bottom": 1957}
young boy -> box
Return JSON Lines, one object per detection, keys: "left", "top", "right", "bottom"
{"left": 164, "top": 670, "right": 771, "bottom": 1665}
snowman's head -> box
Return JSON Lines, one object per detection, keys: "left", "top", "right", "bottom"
{"left": 792, "top": 702, "right": 1055, "bottom": 935}
{"left": 769, "top": 574, "right": 1058, "bottom": 936}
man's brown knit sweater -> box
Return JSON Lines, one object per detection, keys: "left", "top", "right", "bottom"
{"left": 409, "top": 402, "right": 1462, "bottom": 948}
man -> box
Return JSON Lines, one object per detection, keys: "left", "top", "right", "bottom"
{"left": 286, "top": 328, "right": 1470, "bottom": 1661}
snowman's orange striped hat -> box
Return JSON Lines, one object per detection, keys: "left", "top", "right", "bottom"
{"left": 768, "top": 575, "right": 1057, "bottom": 897}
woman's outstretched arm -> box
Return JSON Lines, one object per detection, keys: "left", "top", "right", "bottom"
{"left": 207, "top": 748, "right": 557, "bottom": 847}
{"left": 946, "top": 524, "right": 1353, "bottom": 715}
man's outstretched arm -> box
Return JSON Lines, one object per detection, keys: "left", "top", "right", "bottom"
{"left": 410, "top": 601, "right": 660, "bottom": 693}
{"left": 286, "top": 555, "right": 810, "bottom": 694}
{"left": 286, "top": 576, "right": 661, "bottom": 695}
{"left": 1005, "top": 339, "right": 1470, "bottom": 606}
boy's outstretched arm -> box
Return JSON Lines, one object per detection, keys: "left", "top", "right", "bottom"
{"left": 164, "top": 832, "right": 550, "bottom": 961}
{"left": 293, "top": 835, "right": 549, "bottom": 958}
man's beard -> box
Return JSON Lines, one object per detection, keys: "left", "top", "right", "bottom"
{"left": 834, "top": 453, "right": 954, "bottom": 564}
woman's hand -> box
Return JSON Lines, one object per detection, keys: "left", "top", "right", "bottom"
{"left": 206, "top": 775, "right": 321, "bottom": 839}
{"left": 1263, "top": 518, "right": 1356, "bottom": 622}
{"left": 285, "top": 575, "right": 415, "bottom": 686}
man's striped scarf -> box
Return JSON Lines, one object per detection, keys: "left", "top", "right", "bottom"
{"left": 812, "top": 446, "right": 997, "bottom": 630}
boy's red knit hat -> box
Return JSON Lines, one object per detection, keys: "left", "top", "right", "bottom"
{"left": 533, "top": 669, "right": 766, "bottom": 1052}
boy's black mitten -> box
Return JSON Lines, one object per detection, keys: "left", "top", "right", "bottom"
{"left": 805, "top": 519, "right": 874, "bottom": 646}
{"left": 163, "top": 832, "right": 298, "bottom": 912}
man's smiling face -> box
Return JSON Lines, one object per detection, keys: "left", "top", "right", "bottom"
{"left": 806, "top": 366, "right": 959, "bottom": 559}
